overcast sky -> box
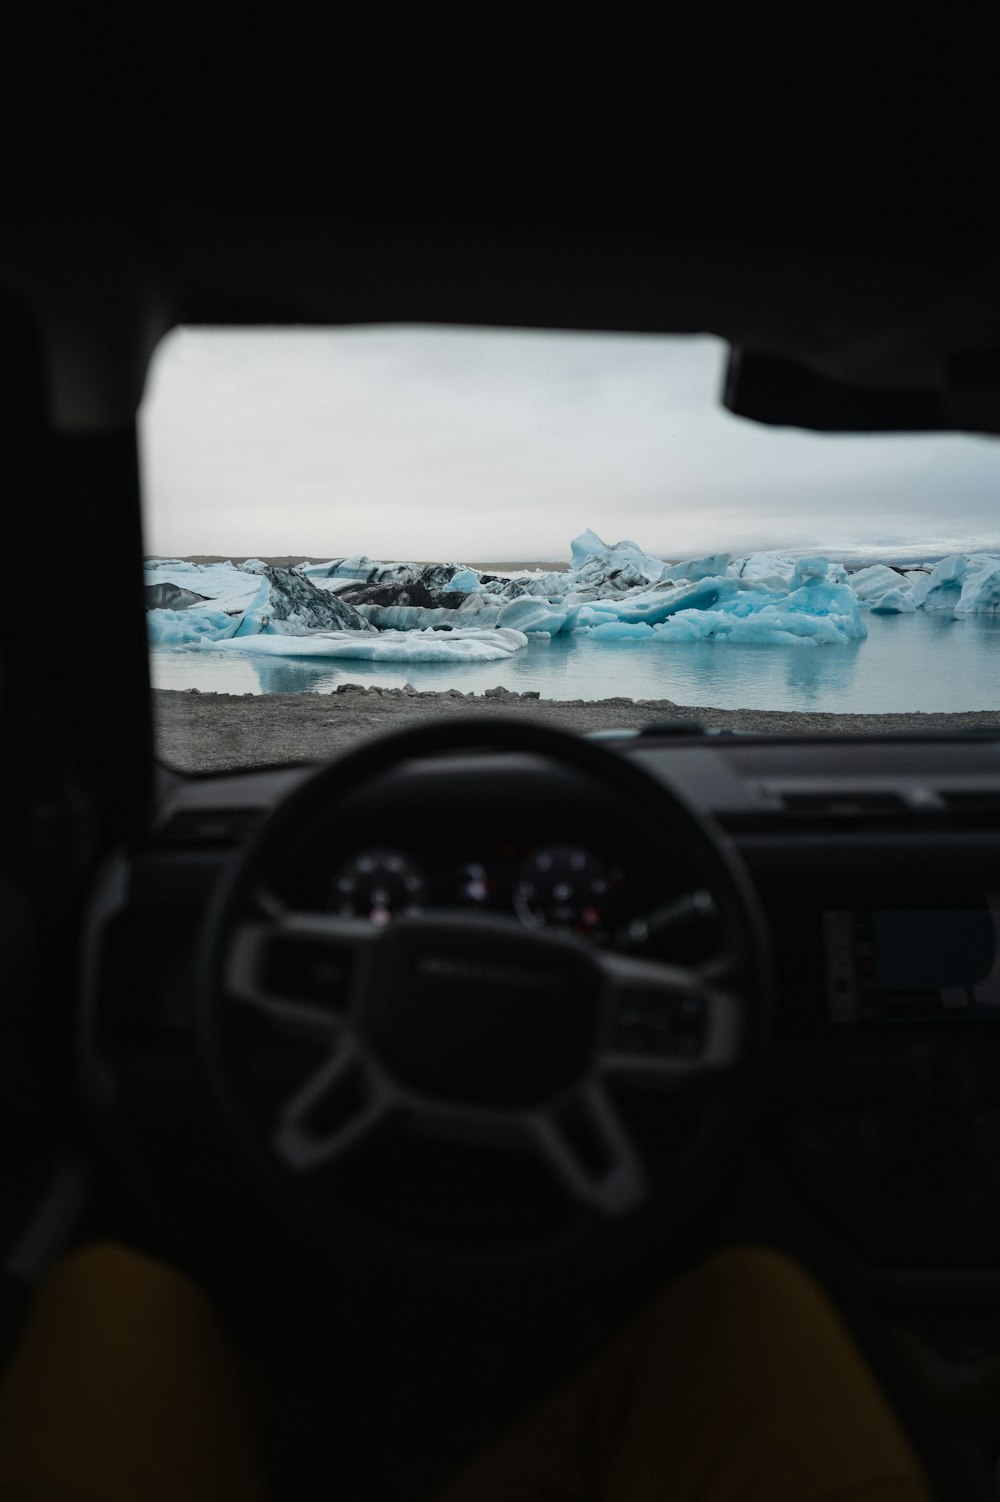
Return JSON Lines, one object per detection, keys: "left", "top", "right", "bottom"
{"left": 138, "top": 327, "right": 1000, "bottom": 563}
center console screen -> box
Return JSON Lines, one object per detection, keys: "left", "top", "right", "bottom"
{"left": 824, "top": 899, "right": 1000, "bottom": 1022}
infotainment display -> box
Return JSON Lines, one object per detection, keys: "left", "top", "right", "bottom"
{"left": 824, "top": 900, "right": 1000, "bottom": 1022}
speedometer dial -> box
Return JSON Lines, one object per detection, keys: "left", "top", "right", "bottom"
{"left": 330, "top": 849, "right": 426, "bottom": 925}
{"left": 512, "top": 843, "right": 620, "bottom": 938}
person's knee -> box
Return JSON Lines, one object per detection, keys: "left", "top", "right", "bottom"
{"left": 50, "top": 1240, "right": 195, "bottom": 1293}
{"left": 694, "top": 1243, "right": 820, "bottom": 1298}
{"left": 30, "top": 1241, "right": 215, "bottom": 1340}
{"left": 642, "top": 1243, "right": 832, "bottom": 1346}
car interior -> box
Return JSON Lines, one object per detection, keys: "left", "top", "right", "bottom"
{"left": 3, "top": 21, "right": 1000, "bottom": 1501}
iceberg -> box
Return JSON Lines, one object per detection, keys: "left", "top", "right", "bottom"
{"left": 354, "top": 600, "right": 501, "bottom": 631}
{"left": 568, "top": 530, "right": 668, "bottom": 585}
{"left": 300, "top": 555, "right": 385, "bottom": 583}
{"left": 909, "top": 554, "right": 968, "bottom": 611}
{"left": 955, "top": 558, "right": 1000, "bottom": 614}
{"left": 211, "top": 626, "right": 528, "bottom": 663}
{"left": 896, "top": 554, "right": 1000, "bottom": 614}
{"left": 847, "top": 563, "right": 910, "bottom": 604}
{"left": 650, "top": 576, "right": 867, "bottom": 646}
{"left": 663, "top": 553, "right": 731, "bottom": 582}
{"left": 232, "top": 567, "right": 374, "bottom": 635}
{"left": 730, "top": 553, "right": 798, "bottom": 587}
{"left": 144, "top": 559, "right": 262, "bottom": 613}
{"left": 870, "top": 588, "right": 917, "bottom": 614}
{"left": 147, "top": 607, "right": 242, "bottom": 645}
{"left": 589, "top": 620, "right": 658, "bottom": 640}
{"left": 496, "top": 597, "right": 570, "bottom": 635}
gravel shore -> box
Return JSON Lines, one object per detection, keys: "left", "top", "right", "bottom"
{"left": 154, "top": 686, "right": 1000, "bottom": 772}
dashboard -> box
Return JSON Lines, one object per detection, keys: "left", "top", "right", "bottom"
{"left": 89, "top": 727, "right": 1000, "bottom": 1273}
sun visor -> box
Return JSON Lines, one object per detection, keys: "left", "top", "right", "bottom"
{"left": 724, "top": 347, "right": 1000, "bottom": 436}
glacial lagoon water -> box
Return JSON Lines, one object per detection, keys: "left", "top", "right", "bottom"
{"left": 150, "top": 611, "right": 1000, "bottom": 714}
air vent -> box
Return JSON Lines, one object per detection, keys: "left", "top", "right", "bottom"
{"left": 779, "top": 792, "right": 908, "bottom": 819}
{"left": 157, "top": 807, "right": 265, "bottom": 847}
{"left": 937, "top": 790, "right": 1000, "bottom": 826}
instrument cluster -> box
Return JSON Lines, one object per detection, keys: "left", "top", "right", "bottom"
{"left": 325, "top": 840, "right": 629, "bottom": 943}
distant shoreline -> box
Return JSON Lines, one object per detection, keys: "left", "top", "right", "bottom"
{"left": 144, "top": 556, "right": 573, "bottom": 572}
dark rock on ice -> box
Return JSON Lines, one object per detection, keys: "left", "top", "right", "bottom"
{"left": 341, "top": 576, "right": 468, "bottom": 611}
{"left": 238, "top": 567, "right": 375, "bottom": 634}
{"left": 145, "top": 582, "right": 209, "bottom": 611}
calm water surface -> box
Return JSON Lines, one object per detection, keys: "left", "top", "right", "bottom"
{"left": 150, "top": 612, "right": 1000, "bottom": 713}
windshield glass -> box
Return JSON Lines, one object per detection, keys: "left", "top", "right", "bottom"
{"left": 139, "top": 326, "right": 1000, "bottom": 773}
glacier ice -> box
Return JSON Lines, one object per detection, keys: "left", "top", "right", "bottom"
{"left": 146, "top": 530, "right": 1000, "bottom": 673}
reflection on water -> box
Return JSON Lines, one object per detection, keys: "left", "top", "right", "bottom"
{"left": 150, "top": 612, "right": 1000, "bottom": 713}
{"left": 782, "top": 642, "right": 861, "bottom": 706}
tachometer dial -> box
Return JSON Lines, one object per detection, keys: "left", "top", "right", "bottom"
{"left": 512, "top": 843, "right": 621, "bottom": 938}
{"left": 330, "top": 849, "right": 426, "bottom": 926}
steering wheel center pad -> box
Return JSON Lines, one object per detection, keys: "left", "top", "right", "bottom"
{"left": 365, "top": 914, "right": 601, "bottom": 1107}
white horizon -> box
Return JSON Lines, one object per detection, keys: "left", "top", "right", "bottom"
{"left": 139, "top": 326, "right": 1000, "bottom": 563}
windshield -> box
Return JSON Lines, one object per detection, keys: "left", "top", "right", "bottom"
{"left": 139, "top": 327, "right": 1000, "bottom": 773}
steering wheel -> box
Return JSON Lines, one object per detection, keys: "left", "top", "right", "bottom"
{"left": 196, "top": 718, "right": 771, "bottom": 1268}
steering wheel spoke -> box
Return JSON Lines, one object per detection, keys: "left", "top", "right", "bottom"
{"left": 234, "top": 990, "right": 344, "bottom": 1046}
{"left": 533, "top": 1084, "right": 647, "bottom": 1217}
{"left": 224, "top": 911, "right": 377, "bottom": 1039}
{"left": 598, "top": 951, "right": 742, "bottom": 1082}
{"left": 272, "top": 1040, "right": 392, "bottom": 1172}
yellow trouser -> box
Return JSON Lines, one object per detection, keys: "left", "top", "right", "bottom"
{"left": 0, "top": 1242, "right": 934, "bottom": 1501}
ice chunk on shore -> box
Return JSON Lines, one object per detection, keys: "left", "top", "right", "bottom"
{"left": 211, "top": 626, "right": 528, "bottom": 663}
